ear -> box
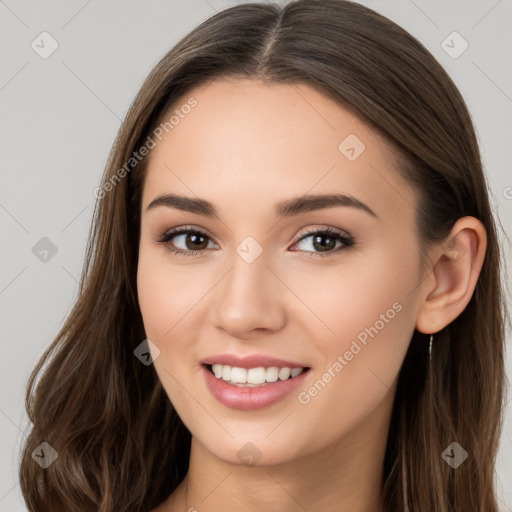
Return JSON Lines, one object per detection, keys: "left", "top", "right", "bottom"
{"left": 415, "top": 216, "right": 487, "bottom": 335}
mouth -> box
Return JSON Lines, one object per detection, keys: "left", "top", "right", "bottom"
{"left": 201, "top": 362, "right": 312, "bottom": 410}
{"left": 203, "top": 363, "right": 312, "bottom": 387}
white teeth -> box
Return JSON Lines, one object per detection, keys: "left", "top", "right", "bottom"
{"left": 291, "top": 368, "right": 303, "bottom": 378}
{"left": 210, "top": 364, "right": 306, "bottom": 385}
{"left": 247, "top": 367, "right": 266, "bottom": 384}
{"left": 279, "top": 367, "right": 291, "bottom": 380}
{"left": 230, "top": 367, "right": 247, "bottom": 383}
{"left": 266, "top": 367, "right": 279, "bottom": 382}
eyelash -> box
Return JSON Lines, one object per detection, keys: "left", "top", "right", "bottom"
{"left": 154, "top": 225, "right": 354, "bottom": 258}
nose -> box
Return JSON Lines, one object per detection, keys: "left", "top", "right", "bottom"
{"left": 210, "top": 248, "right": 287, "bottom": 339}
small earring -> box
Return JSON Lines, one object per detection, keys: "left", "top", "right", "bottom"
{"left": 429, "top": 333, "right": 434, "bottom": 361}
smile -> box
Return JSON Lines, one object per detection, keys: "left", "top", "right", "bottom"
{"left": 202, "top": 364, "right": 311, "bottom": 410}
{"left": 208, "top": 363, "right": 307, "bottom": 386}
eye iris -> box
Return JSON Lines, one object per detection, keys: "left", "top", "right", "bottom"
{"left": 313, "top": 234, "right": 336, "bottom": 252}
{"left": 186, "top": 233, "right": 208, "bottom": 250}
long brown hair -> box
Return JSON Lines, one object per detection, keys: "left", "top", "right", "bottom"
{"left": 19, "top": 1, "right": 508, "bottom": 510}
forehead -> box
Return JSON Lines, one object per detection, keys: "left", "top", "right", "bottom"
{"left": 141, "top": 78, "right": 416, "bottom": 226}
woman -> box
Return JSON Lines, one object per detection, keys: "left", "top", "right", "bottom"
{"left": 19, "top": 1, "right": 508, "bottom": 511}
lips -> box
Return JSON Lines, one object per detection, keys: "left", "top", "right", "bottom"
{"left": 199, "top": 353, "right": 312, "bottom": 409}
{"left": 202, "top": 364, "right": 311, "bottom": 410}
{"left": 200, "top": 353, "right": 310, "bottom": 370}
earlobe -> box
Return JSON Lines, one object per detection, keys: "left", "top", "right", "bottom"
{"left": 415, "top": 216, "right": 487, "bottom": 335}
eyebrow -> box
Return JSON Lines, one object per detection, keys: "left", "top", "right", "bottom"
{"left": 146, "top": 192, "right": 378, "bottom": 219}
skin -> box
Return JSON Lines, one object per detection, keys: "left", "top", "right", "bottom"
{"left": 137, "top": 78, "right": 486, "bottom": 512}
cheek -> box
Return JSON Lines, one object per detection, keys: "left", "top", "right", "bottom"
{"left": 289, "top": 270, "right": 416, "bottom": 444}
{"left": 136, "top": 255, "right": 203, "bottom": 404}
{"left": 137, "top": 248, "right": 193, "bottom": 352}
{"left": 293, "top": 250, "right": 416, "bottom": 339}
{"left": 290, "top": 246, "right": 419, "bottom": 401}
{"left": 137, "top": 247, "right": 203, "bottom": 341}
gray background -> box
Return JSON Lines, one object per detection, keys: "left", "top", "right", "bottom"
{"left": 1, "top": 0, "right": 511, "bottom": 510}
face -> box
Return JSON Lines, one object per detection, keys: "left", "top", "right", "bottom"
{"left": 137, "top": 78, "right": 424, "bottom": 467}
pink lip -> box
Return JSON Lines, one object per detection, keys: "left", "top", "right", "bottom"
{"left": 202, "top": 365, "right": 311, "bottom": 410}
{"left": 200, "top": 353, "right": 309, "bottom": 369}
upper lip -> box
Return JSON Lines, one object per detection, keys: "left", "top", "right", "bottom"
{"left": 200, "top": 353, "right": 310, "bottom": 369}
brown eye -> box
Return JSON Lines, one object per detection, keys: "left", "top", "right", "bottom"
{"left": 155, "top": 227, "right": 218, "bottom": 257}
{"left": 183, "top": 232, "right": 209, "bottom": 250}
{"left": 292, "top": 227, "right": 354, "bottom": 257}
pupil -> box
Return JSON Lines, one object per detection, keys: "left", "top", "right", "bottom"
{"left": 313, "top": 234, "right": 335, "bottom": 251}
{"left": 187, "top": 234, "right": 207, "bottom": 250}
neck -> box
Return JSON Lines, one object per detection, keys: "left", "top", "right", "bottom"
{"left": 168, "top": 389, "right": 393, "bottom": 512}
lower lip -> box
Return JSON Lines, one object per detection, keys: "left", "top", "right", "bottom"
{"left": 202, "top": 365, "right": 311, "bottom": 410}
